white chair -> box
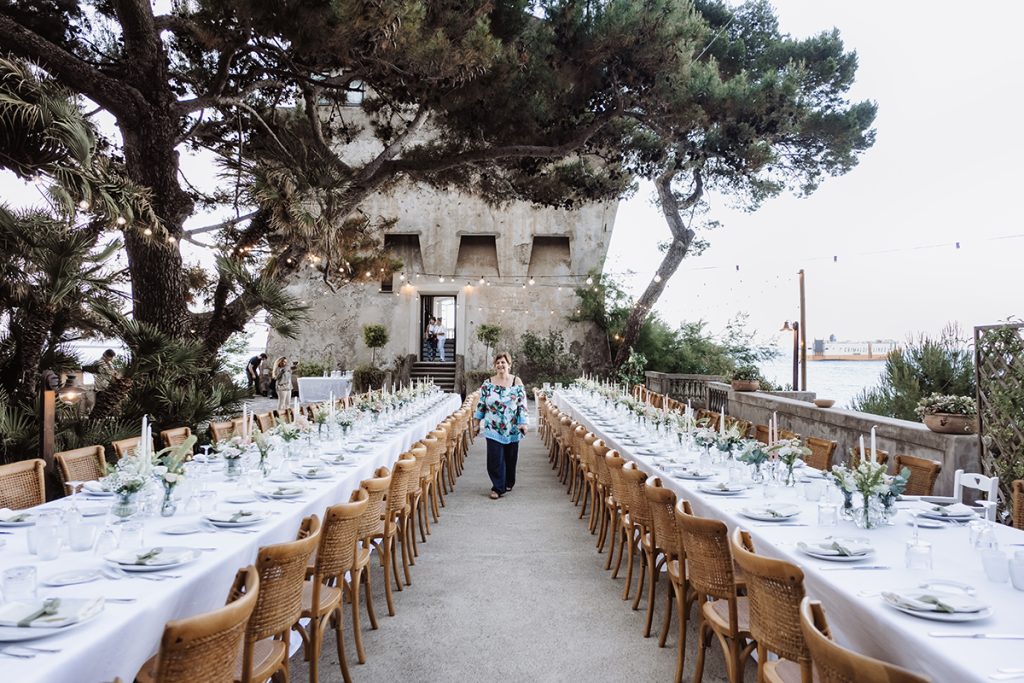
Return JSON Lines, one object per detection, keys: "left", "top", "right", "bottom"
{"left": 952, "top": 469, "right": 999, "bottom": 520}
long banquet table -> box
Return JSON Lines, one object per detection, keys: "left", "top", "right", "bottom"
{"left": 553, "top": 391, "right": 1024, "bottom": 683}
{"left": 0, "top": 393, "right": 461, "bottom": 683}
{"left": 297, "top": 375, "right": 352, "bottom": 402}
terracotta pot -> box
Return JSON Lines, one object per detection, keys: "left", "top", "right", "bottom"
{"left": 731, "top": 379, "right": 760, "bottom": 392}
{"left": 923, "top": 412, "right": 976, "bottom": 434}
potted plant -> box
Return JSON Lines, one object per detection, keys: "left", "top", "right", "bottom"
{"left": 915, "top": 393, "right": 977, "bottom": 434}
{"left": 731, "top": 365, "right": 761, "bottom": 392}
{"left": 362, "top": 324, "right": 389, "bottom": 366}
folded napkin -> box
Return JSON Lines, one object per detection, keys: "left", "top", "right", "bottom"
{"left": 262, "top": 486, "right": 303, "bottom": 497}
{"left": 108, "top": 547, "right": 193, "bottom": 566}
{"left": 798, "top": 539, "right": 872, "bottom": 556}
{"left": 928, "top": 502, "right": 976, "bottom": 517}
{"left": 882, "top": 590, "right": 986, "bottom": 614}
{"left": 0, "top": 508, "right": 30, "bottom": 523}
{"left": 0, "top": 598, "right": 104, "bottom": 628}
{"left": 206, "top": 509, "right": 261, "bottom": 523}
{"left": 82, "top": 481, "right": 108, "bottom": 493}
{"left": 748, "top": 504, "right": 799, "bottom": 518}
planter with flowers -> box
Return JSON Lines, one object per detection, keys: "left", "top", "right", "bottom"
{"left": 730, "top": 365, "right": 761, "bottom": 392}
{"left": 915, "top": 394, "right": 977, "bottom": 434}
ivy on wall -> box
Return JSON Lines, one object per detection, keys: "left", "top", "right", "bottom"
{"left": 975, "top": 322, "right": 1024, "bottom": 514}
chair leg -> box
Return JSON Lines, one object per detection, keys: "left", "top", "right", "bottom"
{"left": 578, "top": 477, "right": 590, "bottom": 518}
{"left": 659, "top": 578, "right": 673, "bottom": 649}
{"left": 692, "top": 616, "right": 709, "bottom": 683}
{"left": 610, "top": 516, "right": 624, "bottom": 575}
{"left": 363, "top": 561, "right": 379, "bottom": 632}
{"left": 604, "top": 509, "right": 619, "bottom": 568}
{"left": 622, "top": 528, "right": 636, "bottom": 600}
{"left": 333, "top": 607, "right": 352, "bottom": 683}
{"left": 400, "top": 518, "right": 412, "bottom": 586}
{"left": 308, "top": 614, "right": 322, "bottom": 683}
{"left": 632, "top": 545, "right": 647, "bottom": 610}
{"left": 349, "top": 570, "right": 367, "bottom": 664}
{"left": 642, "top": 551, "right": 658, "bottom": 635}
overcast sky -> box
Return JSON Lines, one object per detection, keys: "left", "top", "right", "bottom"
{"left": 607, "top": 1, "right": 1024, "bottom": 345}
{"left": 3, "top": 2, "right": 1021, "bottom": 350}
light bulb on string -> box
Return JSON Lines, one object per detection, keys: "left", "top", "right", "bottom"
{"left": 143, "top": 228, "right": 153, "bottom": 236}
{"left": 77, "top": 200, "right": 89, "bottom": 211}
{"left": 585, "top": 276, "right": 594, "bottom": 285}
{"left": 653, "top": 274, "right": 662, "bottom": 283}
{"left": 115, "top": 216, "right": 126, "bottom": 226}
{"left": 528, "top": 278, "right": 535, "bottom": 286}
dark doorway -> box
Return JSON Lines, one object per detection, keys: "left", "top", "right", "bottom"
{"left": 421, "top": 295, "right": 456, "bottom": 362}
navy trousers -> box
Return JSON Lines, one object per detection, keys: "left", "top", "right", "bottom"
{"left": 486, "top": 438, "right": 520, "bottom": 494}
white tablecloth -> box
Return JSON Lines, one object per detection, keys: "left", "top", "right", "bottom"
{"left": 0, "top": 393, "right": 461, "bottom": 683}
{"left": 554, "top": 392, "right": 1024, "bottom": 683}
{"left": 297, "top": 376, "right": 351, "bottom": 402}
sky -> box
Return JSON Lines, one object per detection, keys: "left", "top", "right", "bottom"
{"left": 2, "top": 2, "right": 1022, "bottom": 352}
{"left": 605, "top": 1, "right": 1024, "bottom": 346}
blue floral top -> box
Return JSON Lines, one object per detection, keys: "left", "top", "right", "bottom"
{"left": 473, "top": 379, "right": 529, "bottom": 444}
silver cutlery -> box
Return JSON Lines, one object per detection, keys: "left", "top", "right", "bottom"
{"left": 819, "top": 565, "right": 891, "bottom": 571}
{"left": 0, "top": 649, "right": 34, "bottom": 659}
{"left": 103, "top": 566, "right": 170, "bottom": 582}
{"left": 752, "top": 523, "right": 808, "bottom": 527}
{"left": 104, "top": 598, "right": 137, "bottom": 603}
{"left": 10, "top": 645, "right": 60, "bottom": 653}
{"left": 930, "top": 632, "right": 1024, "bottom": 639}
{"left": 997, "top": 669, "right": 1024, "bottom": 674}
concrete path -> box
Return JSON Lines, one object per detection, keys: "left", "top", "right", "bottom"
{"left": 291, "top": 424, "right": 749, "bottom": 682}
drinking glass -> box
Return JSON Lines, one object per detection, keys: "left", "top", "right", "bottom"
{"left": 26, "top": 510, "right": 59, "bottom": 555}
{"left": 817, "top": 501, "right": 838, "bottom": 527}
{"left": 1010, "top": 552, "right": 1024, "bottom": 591}
{"left": 974, "top": 522, "right": 999, "bottom": 551}
{"left": 905, "top": 540, "right": 933, "bottom": 570}
{"left": 198, "top": 490, "right": 217, "bottom": 514}
{"left": 36, "top": 531, "right": 61, "bottom": 560}
{"left": 2, "top": 566, "right": 37, "bottom": 602}
{"left": 981, "top": 549, "right": 1010, "bottom": 583}
{"left": 804, "top": 479, "right": 825, "bottom": 503}
{"left": 967, "top": 519, "right": 987, "bottom": 547}
{"left": 119, "top": 521, "right": 144, "bottom": 549}
{"left": 94, "top": 525, "right": 118, "bottom": 557}
{"left": 68, "top": 518, "right": 98, "bottom": 552}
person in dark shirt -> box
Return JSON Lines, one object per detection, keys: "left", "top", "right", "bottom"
{"left": 246, "top": 353, "right": 267, "bottom": 395}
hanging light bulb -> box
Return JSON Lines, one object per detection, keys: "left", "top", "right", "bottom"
{"left": 585, "top": 276, "right": 594, "bottom": 285}
{"left": 77, "top": 200, "right": 89, "bottom": 210}
{"left": 143, "top": 227, "right": 153, "bottom": 236}
{"left": 439, "top": 276, "right": 445, "bottom": 283}
{"left": 478, "top": 276, "right": 485, "bottom": 285}
{"left": 653, "top": 274, "right": 662, "bottom": 283}
{"left": 115, "top": 216, "right": 126, "bottom": 226}
{"left": 528, "top": 278, "right": 536, "bottom": 286}
{"left": 399, "top": 273, "right": 406, "bottom": 280}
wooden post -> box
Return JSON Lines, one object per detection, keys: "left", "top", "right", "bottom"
{"left": 791, "top": 323, "right": 800, "bottom": 391}
{"left": 798, "top": 269, "right": 807, "bottom": 392}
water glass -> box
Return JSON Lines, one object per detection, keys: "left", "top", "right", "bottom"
{"left": 119, "top": 521, "right": 144, "bottom": 549}
{"left": 804, "top": 479, "right": 825, "bottom": 503}
{"left": 974, "top": 522, "right": 999, "bottom": 551}
{"left": 817, "top": 501, "right": 838, "bottom": 527}
{"left": 69, "top": 519, "right": 99, "bottom": 552}
{"left": 94, "top": 525, "right": 118, "bottom": 557}
{"left": 36, "top": 532, "right": 61, "bottom": 561}
{"left": 199, "top": 490, "right": 217, "bottom": 514}
{"left": 1010, "top": 552, "right": 1024, "bottom": 591}
{"left": 981, "top": 549, "right": 1010, "bottom": 583}
{"left": 2, "top": 566, "right": 37, "bottom": 602}
{"left": 967, "top": 519, "right": 988, "bottom": 547}
{"left": 905, "top": 540, "right": 933, "bottom": 570}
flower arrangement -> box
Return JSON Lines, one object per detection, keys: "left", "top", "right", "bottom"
{"left": 715, "top": 423, "right": 745, "bottom": 452}
{"left": 105, "top": 456, "right": 149, "bottom": 496}
{"left": 737, "top": 438, "right": 770, "bottom": 481}
{"left": 356, "top": 395, "right": 384, "bottom": 414}
{"left": 253, "top": 429, "right": 272, "bottom": 474}
{"left": 274, "top": 422, "right": 302, "bottom": 442}
{"left": 215, "top": 436, "right": 245, "bottom": 460}
{"left": 768, "top": 437, "right": 811, "bottom": 485}
{"left": 154, "top": 435, "right": 195, "bottom": 486}
{"left": 831, "top": 461, "right": 911, "bottom": 528}
{"left": 914, "top": 393, "right": 976, "bottom": 417}
{"left": 692, "top": 426, "right": 718, "bottom": 449}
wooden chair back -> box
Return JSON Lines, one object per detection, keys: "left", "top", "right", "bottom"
{"left": 209, "top": 421, "right": 234, "bottom": 443}
{"left": 0, "top": 459, "right": 46, "bottom": 509}
{"left": 847, "top": 446, "right": 889, "bottom": 468}
{"left": 55, "top": 446, "right": 106, "bottom": 493}
{"left": 149, "top": 566, "right": 259, "bottom": 682}
{"left": 724, "top": 416, "right": 752, "bottom": 438}
{"left": 426, "top": 428, "right": 447, "bottom": 476}
{"left": 620, "top": 462, "right": 653, "bottom": 528}
{"left": 644, "top": 478, "right": 681, "bottom": 558}
{"left": 799, "top": 598, "right": 929, "bottom": 683}
{"left": 243, "top": 516, "right": 321, "bottom": 673}
{"left": 255, "top": 413, "right": 275, "bottom": 432}
{"left": 159, "top": 427, "right": 192, "bottom": 449}
{"left": 779, "top": 429, "right": 798, "bottom": 441}
{"left": 385, "top": 454, "right": 419, "bottom": 522}
{"left": 231, "top": 417, "right": 245, "bottom": 436}
{"left": 354, "top": 467, "right": 392, "bottom": 538}
{"left": 699, "top": 410, "right": 721, "bottom": 430}
{"left": 590, "top": 439, "right": 611, "bottom": 489}
{"left": 893, "top": 454, "right": 941, "bottom": 496}
{"left": 675, "top": 505, "right": 735, "bottom": 601}
{"left": 731, "top": 528, "right": 810, "bottom": 679}
{"left": 312, "top": 489, "right": 369, "bottom": 584}
{"left": 1014, "top": 480, "right": 1024, "bottom": 530}
{"left": 604, "top": 451, "right": 630, "bottom": 513}
{"left": 754, "top": 424, "right": 770, "bottom": 445}
{"left": 805, "top": 437, "right": 838, "bottom": 471}
{"left": 112, "top": 436, "right": 142, "bottom": 459}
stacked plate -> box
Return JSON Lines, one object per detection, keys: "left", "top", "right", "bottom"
{"left": 698, "top": 482, "right": 748, "bottom": 496}
{"left": 204, "top": 509, "right": 269, "bottom": 527}
{"left": 104, "top": 546, "right": 201, "bottom": 572}
{"left": 918, "top": 502, "right": 976, "bottom": 522}
{"left": 881, "top": 586, "right": 990, "bottom": 622}
{"left": 740, "top": 503, "right": 801, "bottom": 522}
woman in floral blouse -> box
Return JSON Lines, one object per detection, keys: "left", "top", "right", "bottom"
{"left": 473, "top": 352, "right": 529, "bottom": 499}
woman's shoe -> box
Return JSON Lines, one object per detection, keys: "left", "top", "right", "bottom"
{"left": 489, "top": 491, "right": 500, "bottom": 500}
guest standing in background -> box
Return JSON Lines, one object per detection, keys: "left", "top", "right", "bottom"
{"left": 246, "top": 352, "right": 267, "bottom": 395}
{"left": 273, "top": 356, "right": 292, "bottom": 414}
{"left": 94, "top": 349, "right": 119, "bottom": 391}
{"left": 435, "top": 317, "right": 447, "bottom": 361}
{"left": 424, "top": 316, "right": 437, "bottom": 360}
{"left": 472, "top": 352, "right": 528, "bottom": 499}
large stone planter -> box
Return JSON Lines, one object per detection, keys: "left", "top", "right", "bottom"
{"left": 923, "top": 412, "right": 976, "bottom": 434}
{"left": 731, "top": 379, "right": 760, "bottom": 392}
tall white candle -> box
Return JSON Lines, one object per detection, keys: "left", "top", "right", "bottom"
{"left": 859, "top": 435, "right": 866, "bottom": 462}
{"left": 870, "top": 426, "right": 877, "bottom": 461}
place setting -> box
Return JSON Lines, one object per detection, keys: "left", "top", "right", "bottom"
{"left": 796, "top": 535, "right": 875, "bottom": 562}
{"left": 103, "top": 546, "right": 202, "bottom": 575}
{"left": 882, "top": 584, "right": 991, "bottom": 623}
{"left": 0, "top": 597, "right": 106, "bottom": 644}
{"left": 697, "top": 481, "right": 750, "bottom": 496}
{"left": 0, "top": 509, "right": 35, "bottom": 528}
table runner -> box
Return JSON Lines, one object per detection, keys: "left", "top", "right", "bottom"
{"left": 554, "top": 391, "right": 1024, "bottom": 683}
{"left": 0, "top": 393, "right": 461, "bottom": 683}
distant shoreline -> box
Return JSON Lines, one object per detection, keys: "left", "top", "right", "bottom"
{"left": 807, "top": 354, "right": 893, "bottom": 362}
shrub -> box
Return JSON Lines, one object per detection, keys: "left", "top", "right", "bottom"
{"left": 517, "top": 330, "right": 578, "bottom": 390}
{"left": 295, "top": 360, "right": 329, "bottom": 377}
{"left": 476, "top": 324, "right": 502, "bottom": 364}
{"left": 362, "top": 324, "right": 389, "bottom": 365}
{"left": 915, "top": 393, "right": 977, "bottom": 417}
{"left": 617, "top": 349, "right": 647, "bottom": 389}
{"left": 465, "top": 370, "right": 492, "bottom": 391}
{"left": 353, "top": 364, "right": 386, "bottom": 393}
{"left": 732, "top": 365, "right": 760, "bottom": 382}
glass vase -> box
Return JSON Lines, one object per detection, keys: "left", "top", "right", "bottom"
{"left": 225, "top": 457, "right": 242, "bottom": 481}
{"left": 160, "top": 483, "right": 177, "bottom": 517}
{"left": 751, "top": 462, "right": 764, "bottom": 484}
{"left": 112, "top": 491, "right": 138, "bottom": 521}
{"left": 853, "top": 493, "right": 883, "bottom": 530}
{"left": 840, "top": 490, "right": 855, "bottom": 520}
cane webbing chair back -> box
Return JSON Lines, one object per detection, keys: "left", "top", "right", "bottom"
{"left": 799, "top": 598, "right": 929, "bottom": 683}
{"left": 893, "top": 454, "right": 941, "bottom": 496}
{"left": 591, "top": 439, "right": 611, "bottom": 489}
{"left": 145, "top": 566, "right": 259, "bottom": 683}
{"left": 1014, "top": 480, "right": 1024, "bottom": 530}
{"left": 645, "top": 478, "right": 681, "bottom": 558}
{"left": 754, "top": 424, "right": 770, "bottom": 445}
{"left": 111, "top": 436, "right": 142, "bottom": 459}
{"left": 209, "top": 421, "right": 234, "bottom": 443}
{"left": 247, "top": 516, "right": 321, "bottom": 643}
{"left": 804, "top": 437, "right": 838, "bottom": 472}
{"left": 676, "top": 507, "right": 736, "bottom": 600}
{"left": 605, "top": 451, "right": 630, "bottom": 513}
{"left": 255, "top": 413, "right": 275, "bottom": 432}
{"left": 620, "top": 463, "right": 653, "bottom": 528}
{"left": 314, "top": 491, "right": 369, "bottom": 582}
{"left": 731, "top": 529, "right": 810, "bottom": 678}
{"left": 724, "top": 416, "right": 752, "bottom": 438}
{"left": 847, "top": 446, "right": 889, "bottom": 468}
{"left": 160, "top": 427, "right": 192, "bottom": 449}
{"left": 0, "top": 459, "right": 46, "bottom": 509}
{"left": 354, "top": 467, "right": 392, "bottom": 538}
{"left": 55, "top": 446, "right": 106, "bottom": 492}
{"left": 779, "top": 429, "right": 798, "bottom": 441}
{"left": 386, "top": 454, "right": 419, "bottom": 521}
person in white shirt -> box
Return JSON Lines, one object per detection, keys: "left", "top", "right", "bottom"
{"left": 435, "top": 318, "right": 447, "bottom": 361}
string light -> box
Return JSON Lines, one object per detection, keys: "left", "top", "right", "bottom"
{"left": 653, "top": 274, "right": 662, "bottom": 283}
{"left": 528, "top": 278, "right": 536, "bottom": 285}
{"left": 77, "top": 200, "right": 89, "bottom": 210}
{"left": 585, "top": 276, "right": 594, "bottom": 285}
{"left": 143, "top": 228, "right": 153, "bottom": 236}
{"left": 115, "top": 216, "right": 126, "bottom": 226}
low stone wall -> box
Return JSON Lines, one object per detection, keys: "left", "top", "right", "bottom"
{"left": 713, "top": 382, "right": 980, "bottom": 496}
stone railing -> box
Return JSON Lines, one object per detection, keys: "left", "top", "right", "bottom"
{"left": 713, "top": 382, "right": 980, "bottom": 496}
{"left": 645, "top": 372, "right": 727, "bottom": 408}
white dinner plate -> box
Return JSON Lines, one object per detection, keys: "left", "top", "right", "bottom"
{"left": 162, "top": 524, "right": 203, "bottom": 535}
{"left": 292, "top": 468, "right": 332, "bottom": 480}
{"left": 918, "top": 511, "right": 975, "bottom": 522}
{"left": 671, "top": 470, "right": 715, "bottom": 480}
{"left": 44, "top": 569, "right": 104, "bottom": 586}
{"left": 83, "top": 490, "right": 115, "bottom": 498}
{"left": 105, "top": 546, "right": 201, "bottom": 572}
{"left": 698, "top": 483, "right": 748, "bottom": 496}
{"left": 797, "top": 538, "right": 874, "bottom": 562}
{"left": 906, "top": 517, "right": 946, "bottom": 529}
{"left": 882, "top": 594, "right": 992, "bottom": 622}
{"left": 258, "top": 485, "right": 305, "bottom": 499}
{"left": 204, "top": 510, "right": 269, "bottom": 527}
{"left": 225, "top": 493, "right": 257, "bottom": 504}
{"left": 740, "top": 504, "right": 801, "bottom": 522}
{"left": 0, "top": 610, "right": 100, "bottom": 642}
{"left": 267, "top": 472, "right": 295, "bottom": 482}
{"left": 0, "top": 513, "right": 34, "bottom": 527}
{"left": 321, "top": 455, "right": 347, "bottom": 465}
{"left": 77, "top": 504, "right": 109, "bottom": 518}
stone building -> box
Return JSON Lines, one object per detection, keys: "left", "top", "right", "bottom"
{"left": 266, "top": 105, "right": 619, "bottom": 392}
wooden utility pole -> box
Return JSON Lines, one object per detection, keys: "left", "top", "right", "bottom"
{"left": 798, "top": 269, "right": 807, "bottom": 392}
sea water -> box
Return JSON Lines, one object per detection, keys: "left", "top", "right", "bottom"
{"left": 759, "top": 358, "right": 887, "bottom": 409}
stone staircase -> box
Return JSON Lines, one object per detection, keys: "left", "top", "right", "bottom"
{"left": 420, "top": 337, "right": 455, "bottom": 362}
{"left": 411, "top": 360, "right": 456, "bottom": 393}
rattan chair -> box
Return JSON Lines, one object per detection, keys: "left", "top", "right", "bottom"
{"left": 404, "top": 444, "right": 429, "bottom": 562}
{"left": 754, "top": 424, "right": 771, "bottom": 445}
{"left": 799, "top": 598, "right": 929, "bottom": 683}
{"left": 135, "top": 566, "right": 259, "bottom": 683}
{"left": 0, "top": 458, "right": 46, "bottom": 509}
{"left": 424, "top": 428, "right": 447, "bottom": 526}
{"left": 576, "top": 431, "right": 598, "bottom": 518}
{"left": 343, "top": 489, "right": 375, "bottom": 665}
{"left": 568, "top": 423, "right": 587, "bottom": 500}
{"left": 847, "top": 446, "right": 889, "bottom": 468}
{"left": 779, "top": 429, "right": 798, "bottom": 441}
{"left": 893, "top": 454, "right": 941, "bottom": 496}
{"left": 620, "top": 462, "right": 653, "bottom": 607}
{"left": 209, "top": 421, "right": 234, "bottom": 443}
{"left": 296, "top": 492, "right": 368, "bottom": 683}
{"left": 111, "top": 436, "right": 142, "bottom": 459}
{"left": 237, "top": 515, "right": 320, "bottom": 683}
{"left": 605, "top": 451, "right": 630, "bottom": 574}
{"left": 160, "top": 426, "right": 192, "bottom": 449}
{"left": 255, "top": 413, "right": 276, "bottom": 432}
{"left": 804, "top": 437, "right": 838, "bottom": 471}
{"left": 731, "top": 528, "right": 810, "bottom": 683}
{"left": 668, "top": 499, "right": 697, "bottom": 683}
{"left": 354, "top": 467, "right": 393, "bottom": 629}
{"left": 644, "top": 478, "right": 683, "bottom": 642}
{"left": 724, "top": 416, "right": 752, "bottom": 438}
{"left": 1013, "top": 480, "right": 1024, "bottom": 530}
{"left": 54, "top": 445, "right": 106, "bottom": 494}
{"left": 699, "top": 410, "right": 721, "bottom": 430}
{"left": 368, "top": 454, "right": 418, "bottom": 616}
{"left": 676, "top": 506, "right": 754, "bottom": 683}
{"left": 590, "top": 439, "right": 613, "bottom": 546}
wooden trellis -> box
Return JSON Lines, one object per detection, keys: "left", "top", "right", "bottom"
{"left": 974, "top": 322, "right": 1024, "bottom": 509}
